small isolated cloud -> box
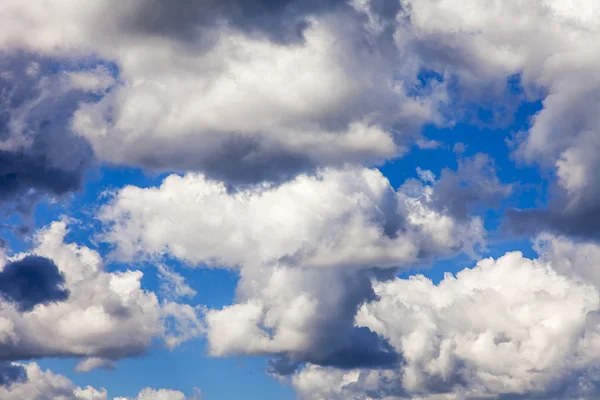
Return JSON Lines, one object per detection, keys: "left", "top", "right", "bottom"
{"left": 416, "top": 167, "right": 435, "bottom": 183}
{"left": 453, "top": 142, "right": 467, "bottom": 154}
{"left": 415, "top": 139, "right": 442, "bottom": 150}
{"left": 74, "top": 357, "right": 115, "bottom": 373}
{"left": 157, "top": 264, "right": 196, "bottom": 300}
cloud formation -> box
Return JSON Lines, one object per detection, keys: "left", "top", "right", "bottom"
{"left": 0, "top": 362, "right": 200, "bottom": 400}
{"left": 99, "top": 166, "right": 484, "bottom": 368}
{"left": 1, "top": 1, "right": 600, "bottom": 398}
{"left": 0, "top": 0, "right": 447, "bottom": 184}
{"left": 292, "top": 234, "right": 600, "bottom": 399}
{"left": 0, "top": 220, "right": 203, "bottom": 364}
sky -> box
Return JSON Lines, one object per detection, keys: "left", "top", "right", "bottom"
{"left": 0, "top": 1, "right": 600, "bottom": 399}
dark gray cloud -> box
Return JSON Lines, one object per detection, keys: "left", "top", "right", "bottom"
{"left": 309, "top": 327, "right": 400, "bottom": 369}
{"left": 0, "top": 54, "right": 95, "bottom": 214}
{"left": 0, "top": 363, "right": 26, "bottom": 387}
{"left": 122, "top": 0, "right": 349, "bottom": 45}
{"left": 267, "top": 357, "right": 301, "bottom": 376}
{"left": 507, "top": 181, "right": 600, "bottom": 241}
{"left": 432, "top": 154, "right": 512, "bottom": 221}
{"left": 263, "top": 268, "right": 400, "bottom": 374}
{"left": 0, "top": 256, "right": 69, "bottom": 312}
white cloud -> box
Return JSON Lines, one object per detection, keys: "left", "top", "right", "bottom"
{"left": 0, "top": 1, "right": 446, "bottom": 183}
{"left": 99, "top": 166, "right": 484, "bottom": 269}
{"left": 0, "top": 362, "right": 199, "bottom": 400}
{"left": 99, "top": 166, "right": 484, "bottom": 365}
{"left": 156, "top": 264, "right": 196, "bottom": 300}
{"left": 291, "top": 234, "right": 600, "bottom": 399}
{"left": 0, "top": 220, "right": 203, "bottom": 365}
{"left": 75, "top": 358, "right": 115, "bottom": 373}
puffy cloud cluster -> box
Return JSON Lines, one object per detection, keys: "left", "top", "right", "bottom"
{"left": 0, "top": 362, "right": 200, "bottom": 400}
{"left": 0, "top": 220, "right": 203, "bottom": 366}
{"left": 0, "top": 0, "right": 446, "bottom": 185}
{"left": 291, "top": 234, "right": 600, "bottom": 399}
{"left": 2, "top": 1, "right": 600, "bottom": 398}
{"left": 99, "top": 166, "right": 484, "bottom": 368}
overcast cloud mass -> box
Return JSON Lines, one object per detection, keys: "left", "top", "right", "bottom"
{"left": 0, "top": 0, "right": 600, "bottom": 399}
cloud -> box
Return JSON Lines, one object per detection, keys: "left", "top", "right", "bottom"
{"left": 0, "top": 362, "right": 201, "bottom": 400}
{"left": 0, "top": 362, "right": 26, "bottom": 387}
{"left": 0, "top": 1, "right": 446, "bottom": 184}
{"left": 116, "top": 0, "right": 348, "bottom": 45}
{"left": 0, "top": 220, "right": 203, "bottom": 364}
{"left": 0, "top": 55, "right": 96, "bottom": 213}
{"left": 156, "top": 264, "right": 197, "bottom": 300}
{"left": 99, "top": 166, "right": 484, "bottom": 267}
{"left": 291, "top": 234, "right": 600, "bottom": 399}
{"left": 74, "top": 357, "right": 115, "bottom": 373}
{"left": 99, "top": 166, "right": 484, "bottom": 368}
{"left": 0, "top": 255, "right": 69, "bottom": 312}
{"left": 430, "top": 154, "right": 512, "bottom": 221}
{"left": 364, "top": 0, "right": 600, "bottom": 239}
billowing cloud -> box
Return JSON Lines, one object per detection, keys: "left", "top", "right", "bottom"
{"left": 291, "top": 234, "right": 600, "bottom": 399}
{"left": 0, "top": 220, "right": 203, "bottom": 364}
{"left": 99, "top": 166, "right": 484, "bottom": 267}
{"left": 0, "top": 0, "right": 447, "bottom": 184}
{"left": 99, "top": 166, "right": 484, "bottom": 368}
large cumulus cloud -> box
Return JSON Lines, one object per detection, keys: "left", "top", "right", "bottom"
{"left": 0, "top": 0, "right": 446, "bottom": 184}
{"left": 291, "top": 234, "right": 600, "bottom": 400}
{"left": 98, "top": 166, "right": 484, "bottom": 368}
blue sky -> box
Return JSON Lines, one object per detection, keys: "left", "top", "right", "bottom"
{"left": 1, "top": 1, "right": 600, "bottom": 400}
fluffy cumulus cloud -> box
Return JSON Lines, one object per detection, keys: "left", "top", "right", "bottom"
{"left": 0, "top": 0, "right": 447, "bottom": 185}
{"left": 290, "top": 234, "right": 600, "bottom": 400}
{"left": 99, "top": 166, "right": 484, "bottom": 368}
{"left": 0, "top": 362, "right": 200, "bottom": 400}
{"left": 0, "top": 220, "right": 203, "bottom": 365}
